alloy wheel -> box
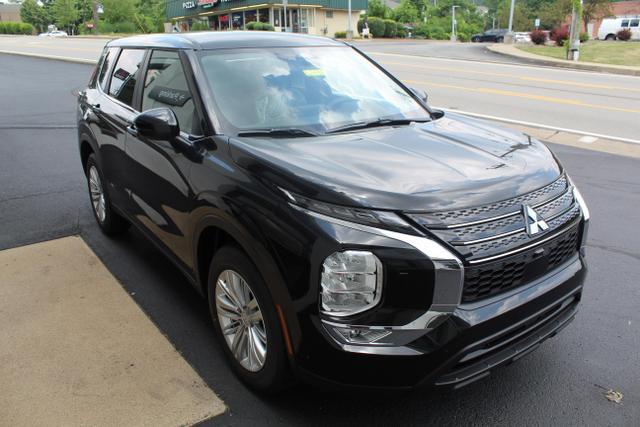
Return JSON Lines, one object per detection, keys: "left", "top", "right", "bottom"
{"left": 89, "top": 165, "right": 106, "bottom": 223}
{"left": 215, "top": 269, "right": 268, "bottom": 372}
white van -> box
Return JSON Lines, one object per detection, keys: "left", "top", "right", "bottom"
{"left": 597, "top": 17, "right": 640, "bottom": 40}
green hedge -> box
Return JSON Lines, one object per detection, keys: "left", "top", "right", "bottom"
{"left": 246, "top": 21, "right": 275, "bottom": 31}
{"left": 334, "top": 31, "right": 347, "bottom": 38}
{"left": 383, "top": 19, "right": 397, "bottom": 38}
{"left": 190, "top": 21, "right": 210, "bottom": 31}
{"left": 0, "top": 22, "right": 33, "bottom": 35}
{"left": 368, "top": 16, "right": 385, "bottom": 38}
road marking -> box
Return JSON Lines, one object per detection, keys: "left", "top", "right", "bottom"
{"left": 368, "top": 51, "right": 640, "bottom": 80}
{"left": 435, "top": 107, "right": 640, "bottom": 145}
{"left": 381, "top": 60, "right": 640, "bottom": 92}
{"left": 405, "top": 79, "right": 640, "bottom": 114}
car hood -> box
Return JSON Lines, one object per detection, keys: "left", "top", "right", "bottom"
{"left": 228, "top": 113, "right": 562, "bottom": 212}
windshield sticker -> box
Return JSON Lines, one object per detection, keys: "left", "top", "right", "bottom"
{"left": 303, "top": 69, "right": 325, "bottom": 77}
{"left": 148, "top": 86, "right": 191, "bottom": 107}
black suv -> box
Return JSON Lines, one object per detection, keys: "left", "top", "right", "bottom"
{"left": 471, "top": 29, "right": 509, "bottom": 43}
{"left": 77, "top": 32, "right": 589, "bottom": 392}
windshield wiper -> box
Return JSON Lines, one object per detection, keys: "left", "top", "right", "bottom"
{"left": 325, "top": 118, "right": 430, "bottom": 134}
{"left": 237, "top": 127, "right": 318, "bottom": 138}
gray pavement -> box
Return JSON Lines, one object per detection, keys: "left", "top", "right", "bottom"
{"left": 1, "top": 53, "right": 639, "bottom": 426}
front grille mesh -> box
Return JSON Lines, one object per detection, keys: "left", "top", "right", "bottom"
{"left": 405, "top": 174, "right": 583, "bottom": 303}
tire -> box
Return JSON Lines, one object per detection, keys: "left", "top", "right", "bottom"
{"left": 496, "top": 36, "right": 504, "bottom": 43}
{"left": 207, "top": 246, "right": 293, "bottom": 392}
{"left": 472, "top": 37, "right": 480, "bottom": 43}
{"left": 605, "top": 34, "right": 616, "bottom": 41}
{"left": 85, "top": 154, "right": 130, "bottom": 235}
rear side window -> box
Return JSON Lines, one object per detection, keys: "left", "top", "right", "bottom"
{"left": 142, "top": 50, "right": 201, "bottom": 135}
{"left": 98, "top": 47, "right": 119, "bottom": 91}
{"left": 631, "top": 19, "right": 639, "bottom": 28}
{"left": 109, "top": 49, "right": 146, "bottom": 108}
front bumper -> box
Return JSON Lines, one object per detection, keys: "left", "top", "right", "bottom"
{"left": 296, "top": 255, "right": 584, "bottom": 389}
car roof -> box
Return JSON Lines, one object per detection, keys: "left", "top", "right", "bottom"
{"left": 107, "top": 31, "right": 346, "bottom": 50}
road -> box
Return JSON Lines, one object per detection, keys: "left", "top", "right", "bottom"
{"left": 2, "top": 53, "right": 639, "bottom": 425}
{"left": 1, "top": 35, "right": 639, "bottom": 143}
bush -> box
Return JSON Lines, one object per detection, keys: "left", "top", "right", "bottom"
{"left": 579, "top": 32, "right": 589, "bottom": 43}
{"left": 396, "top": 26, "right": 406, "bottom": 38}
{"left": 0, "top": 22, "right": 33, "bottom": 34}
{"left": 246, "top": 22, "right": 274, "bottom": 31}
{"left": 368, "top": 16, "right": 385, "bottom": 38}
{"left": 98, "top": 21, "right": 137, "bottom": 34}
{"left": 334, "top": 30, "right": 347, "bottom": 38}
{"left": 190, "top": 21, "right": 210, "bottom": 31}
{"left": 529, "top": 29, "right": 547, "bottom": 45}
{"left": 383, "top": 19, "right": 397, "bottom": 38}
{"left": 617, "top": 28, "right": 632, "bottom": 41}
{"left": 550, "top": 26, "right": 569, "bottom": 47}
{"left": 414, "top": 23, "right": 448, "bottom": 40}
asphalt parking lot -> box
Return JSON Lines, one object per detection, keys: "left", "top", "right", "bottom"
{"left": 1, "top": 53, "right": 639, "bottom": 425}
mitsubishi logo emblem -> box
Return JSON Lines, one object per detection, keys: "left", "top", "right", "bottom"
{"left": 523, "top": 204, "right": 549, "bottom": 236}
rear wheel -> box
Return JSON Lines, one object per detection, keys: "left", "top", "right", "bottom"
{"left": 605, "top": 34, "right": 616, "bottom": 41}
{"left": 496, "top": 36, "right": 504, "bottom": 43}
{"left": 85, "top": 154, "right": 130, "bottom": 235}
{"left": 207, "top": 246, "right": 293, "bottom": 392}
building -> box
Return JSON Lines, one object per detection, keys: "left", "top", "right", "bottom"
{"left": 0, "top": 4, "right": 21, "bottom": 22}
{"left": 166, "top": 0, "right": 366, "bottom": 37}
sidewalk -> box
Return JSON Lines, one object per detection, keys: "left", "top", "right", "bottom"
{"left": 487, "top": 43, "right": 640, "bottom": 76}
{"left": 0, "top": 236, "right": 226, "bottom": 426}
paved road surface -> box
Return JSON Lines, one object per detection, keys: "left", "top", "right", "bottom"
{"left": 1, "top": 53, "right": 639, "bottom": 426}
{"left": 0, "top": 36, "right": 638, "bottom": 142}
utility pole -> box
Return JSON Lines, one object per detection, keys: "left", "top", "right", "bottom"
{"left": 568, "top": 0, "right": 583, "bottom": 61}
{"left": 347, "top": 0, "right": 353, "bottom": 40}
{"left": 283, "top": 0, "right": 288, "bottom": 32}
{"left": 450, "top": 5, "right": 458, "bottom": 41}
{"left": 92, "top": 0, "right": 100, "bottom": 35}
{"left": 507, "top": 0, "right": 515, "bottom": 32}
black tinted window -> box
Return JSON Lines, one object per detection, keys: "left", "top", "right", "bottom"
{"left": 142, "top": 50, "right": 201, "bottom": 135}
{"left": 631, "top": 19, "right": 639, "bottom": 27}
{"left": 98, "top": 47, "right": 118, "bottom": 91}
{"left": 109, "top": 49, "right": 146, "bottom": 107}
{"left": 621, "top": 20, "right": 629, "bottom": 27}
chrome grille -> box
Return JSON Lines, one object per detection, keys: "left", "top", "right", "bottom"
{"left": 405, "top": 174, "right": 582, "bottom": 302}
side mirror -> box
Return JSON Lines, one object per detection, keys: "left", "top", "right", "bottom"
{"left": 409, "top": 87, "right": 428, "bottom": 104}
{"left": 132, "top": 108, "right": 180, "bottom": 141}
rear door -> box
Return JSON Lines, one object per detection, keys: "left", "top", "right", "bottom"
{"left": 92, "top": 47, "right": 147, "bottom": 209}
{"left": 124, "top": 49, "right": 204, "bottom": 268}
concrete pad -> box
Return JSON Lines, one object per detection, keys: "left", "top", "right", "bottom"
{"left": 0, "top": 236, "right": 225, "bottom": 426}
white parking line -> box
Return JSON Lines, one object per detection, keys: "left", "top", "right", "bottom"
{"left": 436, "top": 107, "right": 640, "bottom": 145}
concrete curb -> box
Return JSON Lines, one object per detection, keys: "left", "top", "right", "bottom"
{"left": 0, "top": 49, "right": 97, "bottom": 65}
{"left": 487, "top": 44, "right": 640, "bottom": 76}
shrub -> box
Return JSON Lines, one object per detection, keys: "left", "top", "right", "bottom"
{"left": 246, "top": 21, "right": 259, "bottom": 30}
{"left": 0, "top": 22, "right": 33, "bottom": 34}
{"left": 396, "top": 26, "right": 406, "bottom": 38}
{"left": 579, "top": 32, "right": 589, "bottom": 43}
{"left": 550, "top": 26, "right": 569, "bottom": 47}
{"left": 334, "top": 30, "right": 347, "bottom": 38}
{"left": 529, "top": 29, "right": 547, "bottom": 45}
{"left": 617, "top": 28, "right": 632, "bottom": 41}
{"left": 368, "top": 16, "right": 385, "bottom": 38}
{"left": 383, "top": 19, "right": 397, "bottom": 37}
{"left": 190, "top": 21, "right": 210, "bottom": 31}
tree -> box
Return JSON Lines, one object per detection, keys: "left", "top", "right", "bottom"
{"left": 394, "top": 0, "right": 419, "bottom": 23}
{"left": 101, "top": 0, "right": 136, "bottom": 25}
{"left": 368, "top": 0, "right": 393, "bottom": 19}
{"left": 582, "top": 0, "right": 612, "bottom": 31}
{"left": 52, "top": 0, "right": 78, "bottom": 34}
{"left": 20, "top": 0, "right": 52, "bottom": 33}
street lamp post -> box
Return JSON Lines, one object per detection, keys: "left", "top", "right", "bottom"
{"left": 450, "top": 5, "right": 459, "bottom": 42}
{"left": 347, "top": 0, "right": 353, "bottom": 40}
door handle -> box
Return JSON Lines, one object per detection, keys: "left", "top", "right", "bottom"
{"left": 126, "top": 124, "right": 138, "bottom": 137}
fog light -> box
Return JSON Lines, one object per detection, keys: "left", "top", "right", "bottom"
{"left": 320, "top": 250, "right": 382, "bottom": 316}
{"left": 332, "top": 326, "right": 391, "bottom": 344}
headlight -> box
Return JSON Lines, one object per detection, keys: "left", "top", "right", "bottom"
{"left": 320, "top": 250, "right": 383, "bottom": 317}
{"left": 280, "top": 188, "right": 417, "bottom": 234}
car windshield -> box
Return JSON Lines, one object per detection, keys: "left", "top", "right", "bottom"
{"left": 198, "top": 46, "right": 430, "bottom": 135}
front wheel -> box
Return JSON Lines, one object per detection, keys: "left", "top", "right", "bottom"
{"left": 207, "top": 246, "right": 293, "bottom": 392}
{"left": 85, "top": 154, "right": 130, "bottom": 235}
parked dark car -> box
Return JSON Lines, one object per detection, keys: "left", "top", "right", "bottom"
{"left": 472, "top": 29, "right": 509, "bottom": 42}
{"left": 77, "top": 32, "right": 589, "bottom": 392}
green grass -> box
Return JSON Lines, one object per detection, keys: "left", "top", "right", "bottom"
{"left": 518, "top": 41, "right": 640, "bottom": 67}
